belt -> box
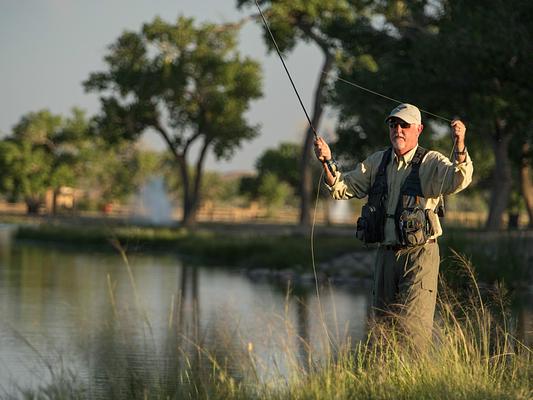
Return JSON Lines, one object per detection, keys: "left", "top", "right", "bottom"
{"left": 383, "top": 238, "right": 436, "bottom": 251}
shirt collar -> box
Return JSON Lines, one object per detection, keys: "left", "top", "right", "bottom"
{"left": 393, "top": 144, "right": 418, "bottom": 166}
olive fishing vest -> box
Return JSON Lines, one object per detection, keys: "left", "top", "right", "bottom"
{"left": 356, "top": 146, "right": 434, "bottom": 245}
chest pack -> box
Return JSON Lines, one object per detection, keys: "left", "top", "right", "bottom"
{"left": 355, "top": 146, "right": 436, "bottom": 246}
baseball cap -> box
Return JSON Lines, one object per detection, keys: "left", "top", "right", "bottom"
{"left": 385, "top": 103, "right": 421, "bottom": 125}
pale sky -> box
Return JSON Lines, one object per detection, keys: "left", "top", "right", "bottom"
{"left": 0, "top": 0, "right": 337, "bottom": 172}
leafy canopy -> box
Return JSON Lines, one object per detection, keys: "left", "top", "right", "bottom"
{"left": 84, "top": 15, "right": 263, "bottom": 161}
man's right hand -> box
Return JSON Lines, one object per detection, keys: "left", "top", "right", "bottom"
{"left": 314, "top": 137, "right": 332, "bottom": 163}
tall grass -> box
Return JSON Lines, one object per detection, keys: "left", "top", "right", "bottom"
{"left": 11, "top": 250, "right": 533, "bottom": 399}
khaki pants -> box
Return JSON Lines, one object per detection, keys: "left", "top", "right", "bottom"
{"left": 372, "top": 242, "right": 439, "bottom": 346}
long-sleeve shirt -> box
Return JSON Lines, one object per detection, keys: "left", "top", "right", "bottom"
{"left": 327, "top": 145, "right": 474, "bottom": 245}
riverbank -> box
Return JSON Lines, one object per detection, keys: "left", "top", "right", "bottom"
{"left": 11, "top": 221, "right": 364, "bottom": 271}
{"left": 5, "top": 218, "right": 533, "bottom": 288}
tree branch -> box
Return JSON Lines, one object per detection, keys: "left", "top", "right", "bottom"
{"left": 154, "top": 122, "right": 182, "bottom": 161}
{"left": 297, "top": 21, "right": 333, "bottom": 54}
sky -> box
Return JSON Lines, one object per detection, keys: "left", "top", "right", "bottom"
{"left": 0, "top": 0, "right": 337, "bottom": 173}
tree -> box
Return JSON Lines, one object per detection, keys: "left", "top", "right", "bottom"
{"left": 78, "top": 143, "right": 163, "bottom": 210}
{"left": 331, "top": 0, "right": 533, "bottom": 229}
{"left": 237, "top": 0, "right": 362, "bottom": 227}
{"left": 256, "top": 142, "right": 301, "bottom": 192}
{"left": 84, "top": 16, "right": 262, "bottom": 226}
{"left": 417, "top": 0, "right": 532, "bottom": 229}
{"left": 0, "top": 110, "right": 77, "bottom": 213}
{"left": 257, "top": 172, "right": 294, "bottom": 214}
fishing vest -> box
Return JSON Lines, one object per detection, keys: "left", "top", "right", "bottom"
{"left": 356, "top": 146, "right": 436, "bottom": 246}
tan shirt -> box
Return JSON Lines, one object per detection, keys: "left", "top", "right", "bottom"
{"left": 327, "top": 145, "right": 473, "bottom": 244}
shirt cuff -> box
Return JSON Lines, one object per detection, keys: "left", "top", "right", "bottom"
{"left": 323, "top": 171, "right": 340, "bottom": 191}
{"left": 454, "top": 150, "right": 472, "bottom": 166}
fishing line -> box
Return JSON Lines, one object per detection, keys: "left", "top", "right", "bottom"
{"left": 327, "top": 72, "right": 453, "bottom": 123}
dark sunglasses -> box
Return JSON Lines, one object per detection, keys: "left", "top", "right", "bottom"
{"left": 388, "top": 120, "right": 411, "bottom": 129}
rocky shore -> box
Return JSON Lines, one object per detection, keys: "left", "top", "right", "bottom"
{"left": 244, "top": 250, "right": 376, "bottom": 288}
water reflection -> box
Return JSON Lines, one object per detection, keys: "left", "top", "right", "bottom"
{"left": 0, "top": 228, "right": 370, "bottom": 396}
{"left": 0, "top": 225, "right": 531, "bottom": 397}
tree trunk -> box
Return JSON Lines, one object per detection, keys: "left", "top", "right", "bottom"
{"left": 486, "top": 120, "right": 512, "bottom": 230}
{"left": 154, "top": 123, "right": 199, "bottom": 227}
{"left": 25, "top": 197, "right": 40, "bottom": 215}
{"left": 182, "top": 199, "right": 197, "bottom": 228}
{"left": 52, "top": 189, "right": 58, "bottom": 216}
{"left": 299, "top": 51, "right": 334, "bottom": 227}
{"left": 519, "top": 142, "right": 533, "bottom": 227}
{"left": 176, "top": 155, "right": 195, "bottom": 228}
{"left": 182, "top": 180, "right": 200, "bottom": 228}
{"left": 182, "top": 137, "right": 211, "bottom": 228}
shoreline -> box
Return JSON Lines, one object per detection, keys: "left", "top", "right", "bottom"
{"left": 2, "top": 220, "right": 533, "bottom": 289}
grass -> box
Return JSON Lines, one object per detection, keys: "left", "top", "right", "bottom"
{"left": 440, "top": 228, "right": 532, "bottom": 287}
{"left": 14, "top": 223, "right": 362, "bottom": 271}
{"left": 12, "top": 221, "right": 533, "bottom": 287}
{"left": 10, "top": 250, "right": 532, "bottom": 399}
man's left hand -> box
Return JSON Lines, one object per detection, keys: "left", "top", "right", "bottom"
{"left": 451, "top": 119, "right": 466, "bottom": 149}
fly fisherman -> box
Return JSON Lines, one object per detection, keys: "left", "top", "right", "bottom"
{"left": 314, "top": 103, "right": 473, "bottom": 348}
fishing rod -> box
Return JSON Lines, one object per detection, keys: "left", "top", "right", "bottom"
{"left": 254, "top": 0, "right": 318, "bottom": 140}
{"left": 254, "top": 0, "right": 333, "bottom": 346}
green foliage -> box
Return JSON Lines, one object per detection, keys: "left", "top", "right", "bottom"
{"left": 257, "top": 172, "right": 294, "bottom": 211}
{"left": 0, "top": 107, "right": 164, "bottom": 212}
{"left": 79, "top": 145, "right": 163, "bottom": 207}
{"left": 160, "top": 155, "right": 241, "bottom": 206}
{"left": 331, "top": 0, "right": 533, "bottom": 201}
{"left": 200, "top": 171, "right": 241, "bottom": 205}
{"left": 243, "top": 141, "right": 327, "bottom": 204}
{"left": 256, "top": 142, "right": 301, "bottom": 190}
{"left": 0, "top": 110, "right": 76, "bottom": 211}
{"left": 14, "top": 223, "right": 361, "bottom": 271}
{"left": 241, "top": 142, "right": 301, "bottom": 200}
{"left": 237, "top": 0, "right": 358, "bottom": 52}
{"left": 84, "top": 15, "right": 263, "bottom": 224}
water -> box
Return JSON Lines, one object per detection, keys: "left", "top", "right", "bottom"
{"left": 0, "top": 226, "right": 370, "bottom": 396}
{"left": 0, "top": 225, "right": 531, "bottom": 397}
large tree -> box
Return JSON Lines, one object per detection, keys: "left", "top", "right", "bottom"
{"left": 237, "top": 0, "right": 363, "bottom": 227}
{"left": 417, "top": 0, "right": 532, "bottom": 229}
{"left": 331, "top": 0, "right": 532, "bottom": 229}
{"left": 84, "top": 16, "right": 262, "bottom": 226}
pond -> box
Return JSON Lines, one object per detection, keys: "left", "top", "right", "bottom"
{"left": 0, "top": 224, "right": 531, "bottom": 398}
{"left": 0, "top": 225, "right": 370, "bottom": 397}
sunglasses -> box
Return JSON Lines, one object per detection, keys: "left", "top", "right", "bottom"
{"left": 388, "top": 120, "right": 411, "bottom": 129}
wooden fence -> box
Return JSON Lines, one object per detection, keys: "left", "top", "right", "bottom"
{"left": 0, "top": 200, "right": 521, "bottom": 228}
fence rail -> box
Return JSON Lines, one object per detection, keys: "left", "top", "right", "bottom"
{"left": 0, "top": 201, "right": 519, "bottom": 228}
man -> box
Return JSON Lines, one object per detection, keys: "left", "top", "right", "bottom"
{"left": 314, "top": 103, "right": 473, "bottom": 346}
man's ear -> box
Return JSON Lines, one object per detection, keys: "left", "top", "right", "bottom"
{"left": 417, "top": 124, "right": 424, "bottom": 134}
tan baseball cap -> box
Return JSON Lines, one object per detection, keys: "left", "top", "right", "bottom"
{"left": 385, "top": 103, "right": 421, "bottom": 125}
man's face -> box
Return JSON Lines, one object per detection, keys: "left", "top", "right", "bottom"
{"left": 388, "top": 117, "right": 423, "bottom": 155}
